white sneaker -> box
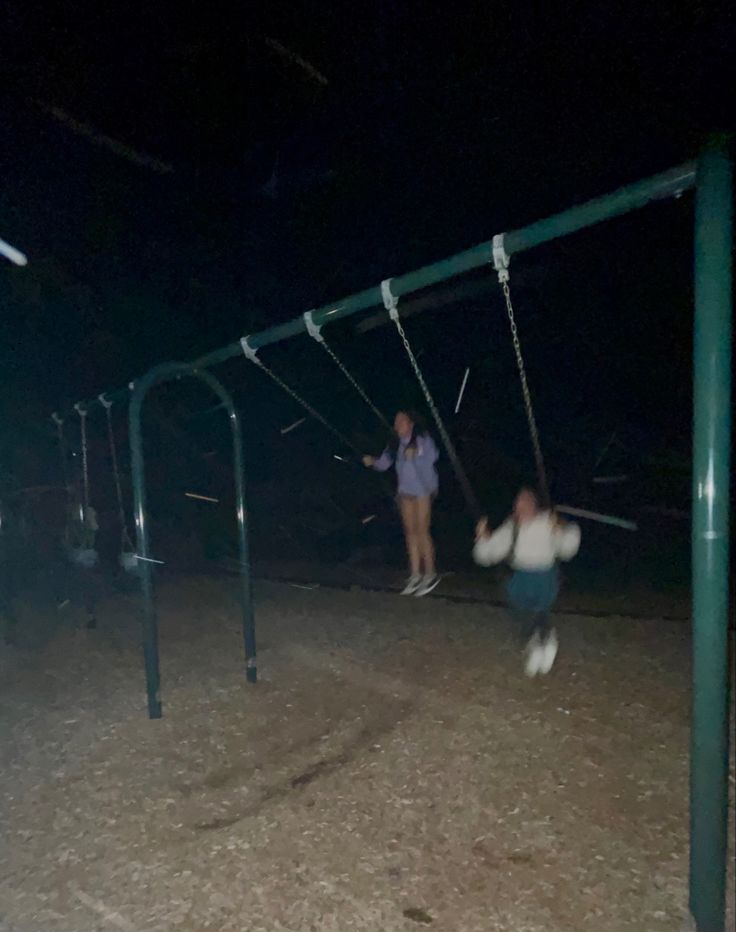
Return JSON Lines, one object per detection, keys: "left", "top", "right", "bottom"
{"left": 524, "top": 633, "right": 544, "bottom": 677}
{"left": 414, "top": 574, "right": 441, "bottom": 597}
{"left": 538, "top": 629, "right": 559, "bottom": 675}
{"left": 400, "top": 574, "right": 423, "bottom": 595}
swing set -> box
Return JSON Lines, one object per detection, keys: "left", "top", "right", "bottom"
{"left": 42, "top": 138, "right": 731, "bottom": 932}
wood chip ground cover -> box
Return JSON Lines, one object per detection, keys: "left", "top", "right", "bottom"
{"left": 1, "top": 579, "right": 733, "bottom": 931}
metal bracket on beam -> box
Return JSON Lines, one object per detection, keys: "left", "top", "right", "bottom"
{"left": 303, "top": 310, "right": 324, "bottom": 342}
{"left": 240, "top": 336, "right": 262, "bottom": 366}
{"left": 492, "top": 233, "right": 510, "bottom": 283}
{"left": 381, "top": 279, "right": 400, "bottom": 321}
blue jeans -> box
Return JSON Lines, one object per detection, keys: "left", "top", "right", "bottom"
{"left": 506, "top": 567, "right": 559, "bottom": 641}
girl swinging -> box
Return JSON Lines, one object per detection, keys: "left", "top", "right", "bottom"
{"left": 474, "top": 487, "right": 581, "bottom": 676}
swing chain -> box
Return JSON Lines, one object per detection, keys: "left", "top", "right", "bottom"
{"left": 240, "top": 337, "right": 361, "bottom": 455}
{"left": 321, "top": 339, "right": 392, "bottom": 430}
{"left": 498, "top": 276, "right": 549, "bottom": 503}
{"left": 74, "top": 403, "right": 91, "bottom": 512}
{"left": 382, "top": 280, "right": 479, "bottom": 515}
{"left": 51, "top": 413, "right": 73, "bottom": 506}
{"left": 304, "top": 310, "right": 389, "bottom": 427}
{"left": 100, "top": 396, "right": 134, "bottom": 551}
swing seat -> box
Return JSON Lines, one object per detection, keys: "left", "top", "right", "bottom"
{"left": 70, "top": 547, "right": 99, "bottom": 568}
{"left": 119, "top": 551, "right": 139, "bottom": 573}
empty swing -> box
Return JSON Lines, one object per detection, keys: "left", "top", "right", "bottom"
{"left": 52, "top": 405, "right": 99, "bottom": 567}
{"left": 99, "top": 394, "right": 138, "bottom": 573}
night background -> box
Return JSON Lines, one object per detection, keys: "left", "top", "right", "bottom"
{"left": 1, "top": 2, "right": 733, "bottom": 592}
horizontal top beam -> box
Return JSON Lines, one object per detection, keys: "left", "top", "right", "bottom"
{"left": 60, "top": 160, "right": 695, "bottom": 420}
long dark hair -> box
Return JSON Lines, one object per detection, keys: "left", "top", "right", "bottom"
{"left": 516, "top": 486, "right": 553, "bottom": 513}
{"left": 388, "top": 410, "right": 430, "bottom": 455}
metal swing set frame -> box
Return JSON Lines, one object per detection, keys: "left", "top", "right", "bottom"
{"left": 39, "top": 137, "right": 731, "bottom": 931}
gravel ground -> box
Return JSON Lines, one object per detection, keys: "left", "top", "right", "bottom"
{"left": 0, "top": 577, "right": 733, "bottom": 931}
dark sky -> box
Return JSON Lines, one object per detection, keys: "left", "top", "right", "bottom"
{"left": 0, "top": 1, "right": 733, "bottom": 488}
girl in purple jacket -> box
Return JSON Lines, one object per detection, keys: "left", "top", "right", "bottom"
{"left": 363, "top": 411, "right": 440, "bottom": 596}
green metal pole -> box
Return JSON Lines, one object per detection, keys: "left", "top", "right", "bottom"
{"left": 129, "top": 362, "right": 256, "bottom": 719}
{"left": 218, "top": 372, "right": 258, "bottom": 683}
{"left": 690, "top": 135, "right": 732, "bottom": 932}
{"left": 67, "top": 161, "right": 696, "bottom": 418}
{"left": 129, "top": 372, "right": 163, "bottom": 719}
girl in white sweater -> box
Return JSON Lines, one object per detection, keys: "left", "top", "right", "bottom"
{"left": 473, "top": 488, "right": 581, "bottom": 676}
